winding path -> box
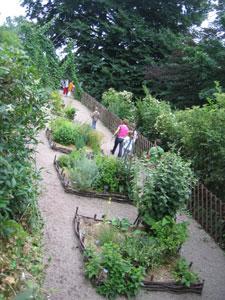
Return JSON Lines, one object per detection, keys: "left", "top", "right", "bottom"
{"left": 36, "top": 93, "right": 225, "bottom": 300}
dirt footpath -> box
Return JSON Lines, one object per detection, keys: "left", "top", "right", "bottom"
{"left": 36, "top": 93, "right": 225, "bottom": 300}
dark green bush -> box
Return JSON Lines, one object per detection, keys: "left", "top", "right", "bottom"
{"left": 85, "top": 243, "right": 145, "bottom": 299}
{"left": 135, "top": 90, "right": 171, "bottom": 142}
{"left": 94, "top": 155, "right": 128, "bottom": 193}
{"left": 132, "top": 152, "right": 196, "bottom": 222}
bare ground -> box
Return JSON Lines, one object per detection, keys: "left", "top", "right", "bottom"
{"left": 36, "top": 93, "right": 225, "bottom": 300}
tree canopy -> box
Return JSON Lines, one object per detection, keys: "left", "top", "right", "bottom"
{"left": 22, "top": 0, "right": 217, "bottom": 104}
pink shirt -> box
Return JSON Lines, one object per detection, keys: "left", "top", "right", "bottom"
{"left": 117, "top": 124, "right": 129, "bottom": 138}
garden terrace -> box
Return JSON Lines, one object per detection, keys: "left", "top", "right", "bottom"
{"left": 73, "top": 208, "right": 204, "bottom": 297}
{"left": 54, "top": 153, "right": 132, "bottom": 204}
{"left": 35, "top": 93, "right": 225, "bottom": 300}
{"left": 81, "top": 92, "right": 225, "bottom": 249}
{"left": 46, "top": 118, "right": 102, "bottom": 154}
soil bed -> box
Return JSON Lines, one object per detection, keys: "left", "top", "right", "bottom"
{"left": 73, "top": 208, "right": 204, "bottom": 295}
{"left": 54, "top": 157, "right": 132, "bottom": 204}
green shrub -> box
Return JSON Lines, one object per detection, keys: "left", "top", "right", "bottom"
{"left": 132, "top": 152, "right": 196, "bottom": 222}
{"left": 151, "top": 216, "right": 188, "bottom": 256}
{"left": 86, "top": 130, "right": 102, "bottom": 153}
{"left": 85, "top": 242, "right": 145, "bottom": 299}
{"left": 172, "top": 258, "right": 199, "bottom": 287}
{"left": 155, "top": 88, "right": 225, "bottom": 200}
{"left": 135, "top": 91, "right": 171, "bottom": 141}
{"left": 51, "top": 91, "right": 64, "bottom": 115}
{"left": 97, "top": 224, "right": 121, "bottom": 246}
{"left": 69, "top": 156, "right": 99, "bottom": 190}
{"left": 58, "top": 149, "right": 85, "bottom": 168}
{"left": 51, "top": 118, "right": 101, "bottom": 151}
{"left": 102, "top": 88, "right": 135, "bottom": 121}
{"left": 64, "top": 105, "right": 76, "bottom": 120}
{"left": 94, "top": 155, "right": 128, "bottom": 193}
{"left": 51, "top": 118, "right": 80, "bottom": 145}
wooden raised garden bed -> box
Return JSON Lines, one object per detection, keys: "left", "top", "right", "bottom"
{"left": 53, "top": 156, "right": 132, "bottom": 204}
{"left": 73, "top": 207, "right": 204, "bottom": 295}
{"left": 46, "top": 128, "right": 74, "bottom": 154}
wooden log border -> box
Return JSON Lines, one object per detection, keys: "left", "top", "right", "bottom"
{"left": 45, "top": 128, "right": 73, "bottom": 154}
{"left": 73, "top": 207, "right": 204, "bottom": 295}
{"left": 54, "top": 156, "right": 132, "bottom": 204}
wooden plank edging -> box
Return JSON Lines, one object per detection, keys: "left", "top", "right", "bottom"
{"left": 53, "top": 158, "right": 132, "bottom": 204}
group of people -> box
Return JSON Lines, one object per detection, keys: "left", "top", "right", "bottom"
{"left": 91, "top": 107, "right": 164, "bottom": 160}
{"left": 90, "top": 108, "right": 136, "bottom": 158}
{"left": 111, "top": 120, "right": 137, "bottom": 159}
{"left": 61, "top": 79, "right": 75, "bottom": 96}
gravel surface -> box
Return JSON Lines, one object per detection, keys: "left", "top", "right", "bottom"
{"left": 36, "top": 93, "right": 225, "bottom": 300}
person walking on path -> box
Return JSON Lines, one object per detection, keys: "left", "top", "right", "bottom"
{"left": 122, "top": 131, "right": 135, "bottom": 159}
{"left": 68, "top": 81, "right": 75, "bottom": 97}
{"left": 91, "top": 106, "right": 100, "bottom": 129}
{"left": 111, "top": 120, "right": 129, "bottom": 157}
{"left": 63, "top": 79, "right": 69, "bottom": 96}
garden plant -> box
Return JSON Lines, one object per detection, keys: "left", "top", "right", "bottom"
{"left": 58, "top": 149, "right": 129, "bottom": 194}
{"left": 50, "top": 118, "right": 102, "bottom": 153}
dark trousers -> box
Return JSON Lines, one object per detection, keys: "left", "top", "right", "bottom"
{"left": 111, "top": 137, "right": 124, "bottom": 157}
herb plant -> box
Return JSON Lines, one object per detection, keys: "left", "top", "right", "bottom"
{"left": 85, "top": 242, "right": 145, "bottom": 299}
{"left": 172, "top": 258, "right": 199, "bottom": 287}
{"left": 132, "top": 152, "right": 196, "bottom": 222}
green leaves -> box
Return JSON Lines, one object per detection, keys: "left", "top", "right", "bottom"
{"left": 132, "top": 152, "right": 196, "bottom": 222}
{"left": 85, "top": 242, "right": 145, "bottom": 299}
{"left": 172, "top": 258, "right": 199, "bottom": 287}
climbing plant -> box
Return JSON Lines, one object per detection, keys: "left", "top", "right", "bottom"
{"left": 61, "top": 41, "right": 83, "bottom": 99}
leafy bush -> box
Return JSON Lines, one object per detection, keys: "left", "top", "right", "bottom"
{"left": 50, "top": 91, "right": 64, "bottom": 115}
{"left": 132, "top": 152, "right": 196, "bottom": 222}
{"left": 94, "top": 155, "right": 128, "bottom": 193}
{"left": 156, "top": 89, "right": 225, "bottom": 199}
{"left": 58, "top": 149, "right": 85, "bottom": 168}
{"left": 63, "top": 105, "right": 76, "bottom": 120}
{"left": 0, "top": 35, "right": 48, "bottom": 298}
{"left": 172, "top": 258, "right": 199, "bottom": 287}
{"left": 69, "top": 156, "right": 99, "bottom": 190}
{"left": 51, "top": 118, "right": 79, "bottom": 145}
{"left": 102, "top": 88, "right": 135, "bottom": 121}
{"left": 135, "top": 89, "right": 171, "bottom": 141}
{"left": 151, "top": 216, "right": 188, "bottom": 256}
{"left": 85, "top": 243, "right": 145, "bottom": 299}
{"left": 86, "top": 130, "right": 102, "bottom": 153}
{"left": 50, "top": 118, "right": 101, "bottom": 151}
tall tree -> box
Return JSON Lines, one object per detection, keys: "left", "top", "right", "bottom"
{"left": 22, "top": 0, "right": 213, "bottom": 100}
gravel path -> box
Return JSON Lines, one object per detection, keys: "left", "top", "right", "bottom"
{"left": 36, "top": 94, "right": 225, "bottom": 300}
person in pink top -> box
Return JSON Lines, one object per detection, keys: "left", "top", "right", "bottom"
{"left": 111, "top": 119, "right": 129, "bottom": 157}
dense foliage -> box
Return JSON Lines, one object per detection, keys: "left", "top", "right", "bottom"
{"left": 102, "top": 88, "right": 135, "bottom": 121}
{"left": 131, "top": 152, "right": 195, "bottom": 223}
{"left": 155, "top": 88, "right": 225, "bottom": 199}
{"left": 58, "top": 150, "right": 129, "bottom": 193}
{"left": 50, "top": 118, "right": 101, "bottom": 152}
{"left": 0, "top": 22, "right": 56, "bottom": 297}
{"left": 22, "top": 0, "right": 218, "bottom": 105}
{"left": 84, "top": 215, "right": 196, "bottom": 298}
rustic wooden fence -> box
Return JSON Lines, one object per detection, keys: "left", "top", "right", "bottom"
{"left": 80, "top": 92, "right": 225, "bottom": 248}
{"left": 188, "top": 183, "right": 225, "bottom": 247}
